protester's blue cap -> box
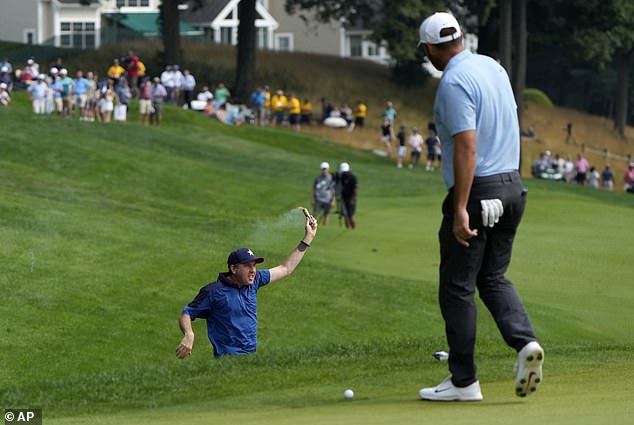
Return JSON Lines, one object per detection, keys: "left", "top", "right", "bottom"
{"left": 227, "top": 248, "right": 264, "bottom": 266}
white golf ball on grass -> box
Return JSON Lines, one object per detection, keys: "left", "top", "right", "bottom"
{"left": 343, "top": 389, "right": 354, "bottom": 399}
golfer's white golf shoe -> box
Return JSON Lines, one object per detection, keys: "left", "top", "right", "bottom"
{"left": 419, "top": 376, "right": 483, "bottom": 401}
{"left": 515, "top": 341, "right": 544, "bottom": 397}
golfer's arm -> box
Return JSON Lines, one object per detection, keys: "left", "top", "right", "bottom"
{"left": 453, "top": 130, "right": 477, "bottom": 210}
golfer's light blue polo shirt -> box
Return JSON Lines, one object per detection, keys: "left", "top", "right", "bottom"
{"left": 434, "top": 50, "right": 520, "bottom": 189}
{"left": 182, "top": 270, "right": 271, "bottom": 357}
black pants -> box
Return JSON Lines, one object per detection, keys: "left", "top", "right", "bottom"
{"left": 438, "top": 171, "right": 536, "bottom": 387}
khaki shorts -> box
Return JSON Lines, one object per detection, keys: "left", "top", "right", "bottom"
{"left": 139, "top": 99, "right": 152, "bottom": 115}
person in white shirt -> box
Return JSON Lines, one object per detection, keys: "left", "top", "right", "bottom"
{"left": 408, "top": 128, "right": 424, "bottom": 168}
{"left": 181, "top": 69, "right": 196, "bottom": 109}
{"left": 28, "top": 74, "right": 48, "bottom": 114}
{"left": 171, "top": 65, "right": 184, "bottom": 104}
{"left": 160, "top": 65, "right": 175, "bottom": 103}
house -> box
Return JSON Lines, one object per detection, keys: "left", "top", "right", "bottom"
{"left": 0, "top": 0, "right": 201, "bottom": 49}
{"left": 265, "top": 0, "right": 390, "bottom": 64}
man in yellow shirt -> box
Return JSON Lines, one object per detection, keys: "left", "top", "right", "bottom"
{"left": 353, "top": 100, "right": 367, "bottom": 129}
{"left": 300, "top": 98, "right": 313, "bottom": 125}
{"left": 288, "top": 93, "right": 301, "bottom": 131}
{"left": 107, "top": 58, "right": 126, "bottom": 85}
{"left": 271, "top": 89, "right": 287, "bottom": 127}
{"left": 263, "top": 85, "right": 271, "bottom": 125}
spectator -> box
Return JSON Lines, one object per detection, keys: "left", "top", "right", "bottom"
{"left": 50, "top": 57, "right": 64, "bottom": 76}
{"left": 521, "top": 125, "right": 536, "bottom": 140}
{"left": 562, "top": 156, "right": 575, "bottom": 183}
{"left": 99, "top": 79, "right": 117, "bottom": 123}
{"left": 50, "top": 74, "right": 64, "bottom": 115}
{"left": 150, "top": 77, "right": 167, "bottom": 126}
{"left": 271, "top": 90, "right": 287, "bottom": 127}
{"left": 0, "top": 57, "right": 13, "bottom": 74}
{"left": 197, "top": 85, "right": 213, "bottom": 103}
{"left": 352, "top": 100, "right": 367, "bottom": 129}
{"left": 380, "top": 117, "right": 394, "bottom": 157}
{"left": 114, "top": 78, "right": 131, "bottom": 122}
{"left": 214, "top": 82, "right": 230, "bottom": 108}
{"left": 0, "top": 82, "right": 11, "bottom": 106}
{"left": 408, "top": 127, "right": 424, "bottom": 168}
{"left": 565, "top": 122, "right": 575, "bottom": 144}
{"left": 123, "top": 50, "right": 141, "bottom": 98}
{"left": 181, "top": 69, "right": 196, "bottom": 110}
{"left": 382, "top": 101, "right": 397, "bottom": 124}
{"left": 171, "top": 65, "right": 184, "bottom": 104}
{"left": 601, "top": 165, "right": 614, "bottom": 191}
{"left": 337, "top": 162, "right": 358, "bottom": 229}
{"left": 587, "top": 166, "right": 600, "bottom": 189}
{"left": 84, "top": 71, "right": 98, "bottom": 121}
{"left": 138, "top": 78, "right": 153, "bottom": 126}
{"left": 26, "top": 57, "right": 40, "bottom": 78}
{"left": 624, "top": 162, "right": 634, "bottom": 193}
{"left": 262, "top": 85, "right": 271, "bottom": 125}
{"left": 300, "top": 98, "right": 313, "bottom": 125}
{"left": 28, "top": 74, "right": 48, "bottom": 114}
{"left": 320, "top": 97, "right": 333, "bottom": 123}
{"left": 396, "top": 125, "right": 407, "bottom": 168}
{"left": 58, "top": 68, "right": 74, "bottom": 117}
{"left": 425, "top": 128, "right": 441, "bottom": 171}
{"left": 73, "top": 70, "right": 90, "bottom": 120}
{"left": 551, "top": 153, "right": 564, "bottom": 173}
{"left": 312, "top": 162, "right": 336, "bottom": 225}
{"left": 0, "top": 65, "right": 12, "bottom": 92}
{"left": 160, "top": 65, "right": 174, "bottom": 103}
{"left": 287, "top": 93, "right": 301, "bottom": 131}
{"left": 250, "top": 87, "right": 266, "bottom": 126}
{"left": 107, "top": 58, "right": 125, "bottom": 85}
{"left": 575, "top": 153, "right": 589, "bottom": 185}
{"left": 340, "top": 104, "right": 352, "bottom": 127}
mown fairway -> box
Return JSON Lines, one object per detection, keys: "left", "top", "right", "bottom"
{"left": 1, "top": 94, "right": 633, "bottom": 424}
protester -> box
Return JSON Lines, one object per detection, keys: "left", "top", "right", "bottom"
{"left": 176, "top": 216, "right": 317, "bottom": 358}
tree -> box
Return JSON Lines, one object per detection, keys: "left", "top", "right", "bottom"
{"left": 160, "top": 0, "right": 182, "bottom": 66}
{"left": 233, "top": 0, "right": 257, "bottom": 102}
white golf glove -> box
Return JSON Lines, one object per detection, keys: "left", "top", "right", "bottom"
{"left": 480, "top": 199, "right": 504, "bottom": 227}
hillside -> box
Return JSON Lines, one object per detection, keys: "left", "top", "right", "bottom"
{"left": 52, "top": 39, "right": 634, "bottom": 188}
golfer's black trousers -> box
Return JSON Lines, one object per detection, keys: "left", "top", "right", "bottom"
{"left": 438, "top": 171, "right": 537, "bottom": 387}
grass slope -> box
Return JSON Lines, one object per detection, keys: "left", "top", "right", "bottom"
{"left": 1, "top": 93, "right": 634, "bottom": 424}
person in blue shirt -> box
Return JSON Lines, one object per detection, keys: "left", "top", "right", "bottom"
{"left": 176, "top": 213, "right": 318, "bottom": 359}
{"left": 416, "top": 12, "right": 543, "bottom": 402}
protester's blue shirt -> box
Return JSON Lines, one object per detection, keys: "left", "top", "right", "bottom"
{"left": 434, "top": 50, "right": 520, "bottom": 189}
{"left": 182, "top": 270, "right": 271, "bottom": 357}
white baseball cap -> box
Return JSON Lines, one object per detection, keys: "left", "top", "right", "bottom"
{"left": 419, "top": 12, "right": 462, "bottom": 46}
{"left": 320, "top": 162, "right": 330, "bottom": 170}
{"left": 60, "top": 68, "right": 68, "bottom": 75}
{"left": 340, "top": 162, "right": 350, "bottom": 172}
{"left": 0, "top": 82, "right": 6, "bottom": 89}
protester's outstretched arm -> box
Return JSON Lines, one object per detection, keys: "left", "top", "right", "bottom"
{"left": 269, "top": 215, "right": 317, "bottom": 283}
{"left": 176, "top": 314, "right": 195, "bottom": 359}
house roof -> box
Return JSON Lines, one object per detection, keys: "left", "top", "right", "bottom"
{"left": 180, "top": 0, "right": 231, "bottom": 25}
{"left": 57, "top": 0, "right": 100, "bottom": 4}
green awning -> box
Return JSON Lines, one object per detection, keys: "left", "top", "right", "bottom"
{"left": 117, "top": 13, "right": 202, "bottom": 37}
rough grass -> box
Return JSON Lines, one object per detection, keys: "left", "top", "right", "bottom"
{"left": 2, "top": 82, "right": 634, "bottom": 424}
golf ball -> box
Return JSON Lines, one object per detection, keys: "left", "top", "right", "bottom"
{"left": 343, "top": 389, "right": 354, "bottom": 399}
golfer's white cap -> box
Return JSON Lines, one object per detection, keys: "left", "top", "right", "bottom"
{"left": 419, "top": 12, "right": 462, "bottom": 46}
{"left": 340, "top": 162, "right": 350, "bottom": 172}
{"left": 320, "top": 162, "right": 330, "bottom": 170}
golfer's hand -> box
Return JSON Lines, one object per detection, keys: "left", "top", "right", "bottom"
{"left": 176, "top": 333, "right": 194, "bottom": 359}
{"left": 453, "top": 208, "right": 478, "bottom": 247}
{"left": 480, "top": 199, "right": 504, "bottom": 227}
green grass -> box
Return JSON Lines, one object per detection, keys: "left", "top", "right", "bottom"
{"left": 1, "top": 92, "right": 634, "bottom": 424}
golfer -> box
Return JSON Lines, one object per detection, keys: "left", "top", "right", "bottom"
{"left": 176, "top": 213, "right": 317, "bottom": 358}
{"left": 417, "top": 12, "right": 543, "bottom": 401}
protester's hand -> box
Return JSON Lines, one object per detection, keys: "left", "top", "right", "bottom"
{"left": 304, "top": 212, "right": 317, "bottom": 243}
{"left": 176, "top": 333, "right": 194, "bottom": 359}
{"left": 453, "top": 208, "right": 478, "bottom": 247}
{"left": 480, "top": 199, "right": 504, "bottom": 227}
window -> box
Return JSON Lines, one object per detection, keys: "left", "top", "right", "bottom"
{"left": 59, "top": 21, "right": 96, "bottom": 49}
{"left": 116, "top": 0, "right": 150, "bottom": 7}
{"left": 349, "top": 35, "right": 362, "bottom": 57}
{"left": 275, "top": 33, "right": 293, "bottom": 52}
{"left": 257, "top": 28, "right": 268, "bottom": 49}
{"left": 24, "top": 29, "right": 35, "bottom": 45}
